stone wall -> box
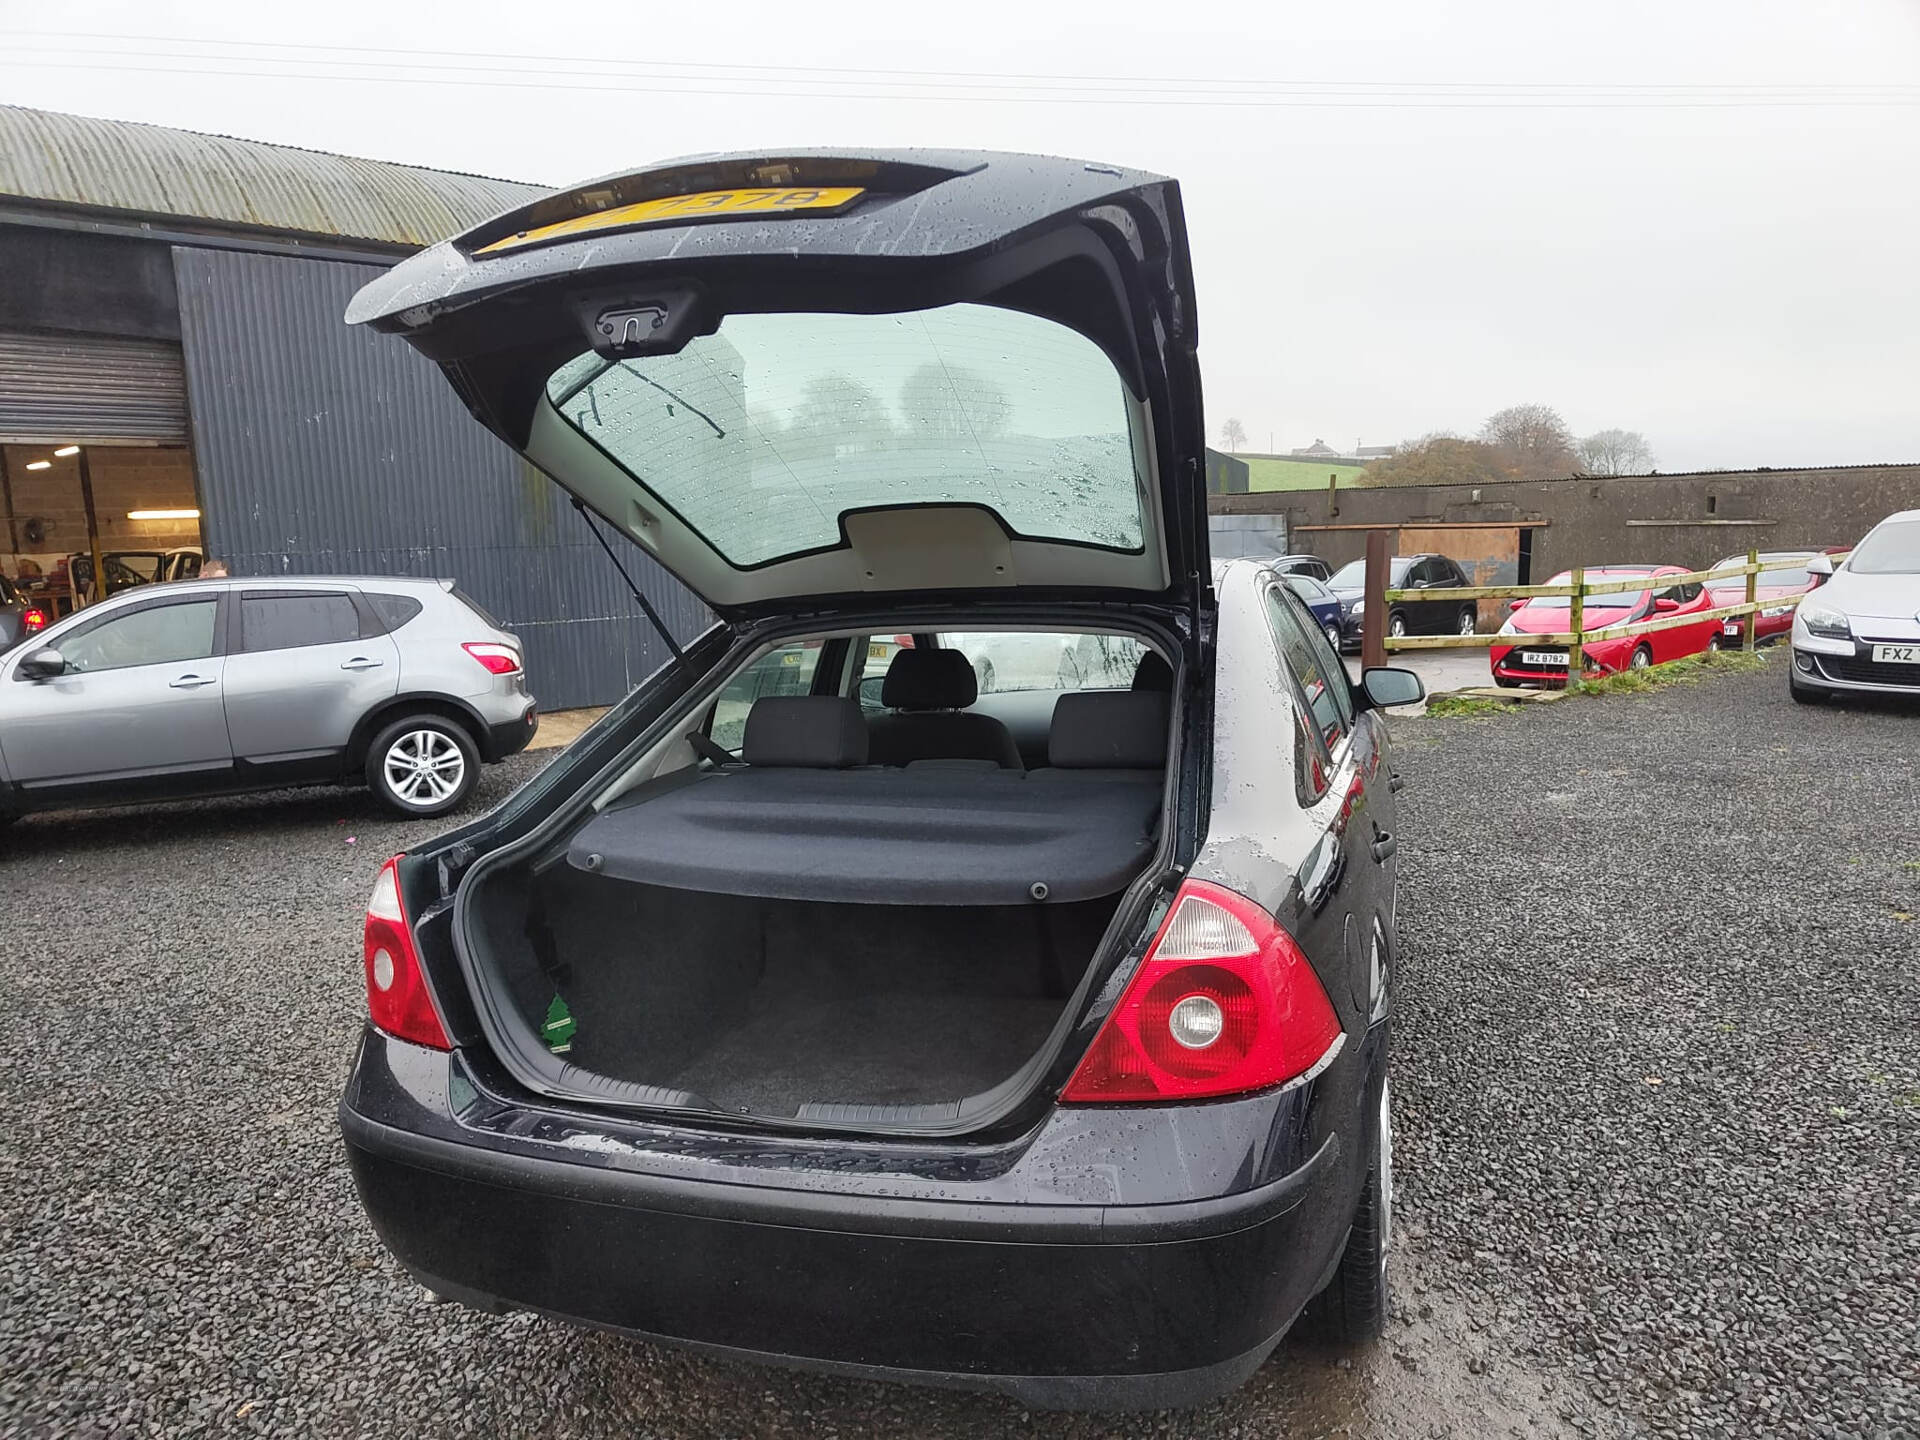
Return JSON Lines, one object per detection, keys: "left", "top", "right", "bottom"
{"left": 1209, "top": 464, "right": 1920, "bottom": 576}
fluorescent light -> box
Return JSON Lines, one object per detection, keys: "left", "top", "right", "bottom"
{"left": 25, "top": 460, "right": 50, "bottom": 471}
{"left": 53, "top": 445, "right": 80, "bottom": 457}
{"left": 126, "top": 508, "right": 201, "bottom": 521}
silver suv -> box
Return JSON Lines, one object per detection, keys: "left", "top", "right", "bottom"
{"left": 0, "top": 576, "right": 537, "bottom": 822}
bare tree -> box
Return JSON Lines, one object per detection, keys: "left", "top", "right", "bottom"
{"left": 1220, "top": 417, "right": 1248, "bottom": 453}
{"left": 1574, "top": 428, "right": 1655, "bottom": 476}
{"left": 1479, "top": 403, "right": 1577, "bottom": 481}
{"left": 899, "top": 363, "right": 1013, "bottom": 443}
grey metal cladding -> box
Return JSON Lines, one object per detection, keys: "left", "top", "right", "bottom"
{"left": 0, "top": 104, "right": 544, "bottom": 249}
{"left": 172, "top": 246, "right": 708, "bottom": 710}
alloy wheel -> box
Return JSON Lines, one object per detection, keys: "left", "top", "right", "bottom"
{"left": 383, "top": 728, "right": 467, "bottom": 806}
{"left": 1631, "top": 646, "right": 1653, "bottom": 670}
{"left": 1326, "top": 623, "right": 1342, "bottom": 650}
{"left": 1458, "top": 610, "right": 1477, "bottom": 635}
{"left": 1388, "top": 613, "right": 1408, "bottom": 639}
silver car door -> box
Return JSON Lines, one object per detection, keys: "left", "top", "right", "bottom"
{"left": 221, "top": 589, "right": 400, "bottom": 762}
{"left": 0, "top": 594, "right": 230, "bottom": 787}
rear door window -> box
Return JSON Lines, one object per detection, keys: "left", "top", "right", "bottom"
{"left": 1264, "top": 587, "right": 1353, "bottom": 754}
{"left": 240, "top": 593, "right": 362, "bottom": 652}
{"left": 710, "top": 642, "right": 823, "bottom": 749}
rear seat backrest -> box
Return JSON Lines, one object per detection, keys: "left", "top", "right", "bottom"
{"left": 742, "top": 696, "right": 869, "bottom": 768}
{"left": 1047, "top": 690, "right": 1170, "bottom": 769}
{"left": 867, "top": 648, "right": 1024, "bottom": 769}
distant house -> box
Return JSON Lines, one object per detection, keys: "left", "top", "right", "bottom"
{"left": 1289, "top": 438, "right": 1398, "bottom": 463}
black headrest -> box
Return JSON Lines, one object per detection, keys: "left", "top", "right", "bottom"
{"left": 881, "top": 648, "right": 978, "bottom": 710}
{"left": 742, "top": 696, "right": 868, "bottom": 768}
{"left": 1131, "top": 652, "right": 1174, "bottom": 692}
{"left": 1048, "top": 691, "right": 1169, "bottom": 769}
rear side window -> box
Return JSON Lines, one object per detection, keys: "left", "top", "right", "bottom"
{"left": 241, "top": 593, "right": 360, "bottom": 652}
{"left": 365, "top": 593, "right": 424, "bottom": 632}
{"left": 1264, "top": 587, "right": 1353, "bottom": 753}
{"left": 711, "top": 642, "right": 824, "bottom": 750}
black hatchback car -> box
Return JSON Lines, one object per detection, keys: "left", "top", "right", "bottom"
{"left": 338, "top": 150, "right": 1424, "bottom": 1409}
{"left": 1328, "top": 553, "right": 1479, "bottom": 651}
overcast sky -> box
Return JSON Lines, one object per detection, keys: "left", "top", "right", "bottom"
{"left": 2, "top": 1, "right": 1917, "bottom": 472}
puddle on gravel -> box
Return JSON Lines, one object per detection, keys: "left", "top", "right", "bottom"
{"left": 1243, "top": 1247, "right": 1594, "bottom": 1439}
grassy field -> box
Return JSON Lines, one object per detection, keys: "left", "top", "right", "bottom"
{"left": 1238, "top": 455, "right": 1373, "bottom": 492}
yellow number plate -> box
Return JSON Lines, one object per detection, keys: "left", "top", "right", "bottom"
{"left": 477, "top": 187, "right": 865, "bottom": 255}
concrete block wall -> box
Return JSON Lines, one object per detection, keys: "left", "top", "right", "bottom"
{"left": 1, "top": 444, "right": 200, "bottom": 560}
{"left": 1208, "top": 463, "right": 1920, "bottom": 577}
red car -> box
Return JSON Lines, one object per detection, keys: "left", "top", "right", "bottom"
{"left": 1489, "top": 564, "right": 1718, "bottom": 687}
{"left": 1702, "top": 550, "right": 1826, "bottom": 648}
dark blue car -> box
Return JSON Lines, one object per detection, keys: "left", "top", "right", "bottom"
{"left": 1284, "top": 571, "right": 1346, "bottom": 652}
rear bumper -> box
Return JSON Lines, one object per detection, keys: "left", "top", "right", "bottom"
{"left": 481, "top": 701, "right": 539, "bottom": 762}
{"left": 339, "top": 1030, "right": 1369, "bottom": 1409}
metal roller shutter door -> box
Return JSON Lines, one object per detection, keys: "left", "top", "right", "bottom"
{"left": 0, "top": 329, "right": 190, "bottom": 444}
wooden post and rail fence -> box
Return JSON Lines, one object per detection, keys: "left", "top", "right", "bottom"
{"left": 1359, "top": 544, "right": 1839, "bottom": 683}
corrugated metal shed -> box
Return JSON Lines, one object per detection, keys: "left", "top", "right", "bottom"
{"left": 173, "top": 247, "right": 710, "bottom": 710}
{"left": 0, "top": 105, "right": 545, "bottom": 248}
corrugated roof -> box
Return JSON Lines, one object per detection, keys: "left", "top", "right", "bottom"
{"left": 0, "top": 105, "right": 547, "bottom": 249}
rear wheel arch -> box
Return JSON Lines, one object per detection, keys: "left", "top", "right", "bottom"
{"left": 349, "top": 694, "right": 490, "bottom": 768}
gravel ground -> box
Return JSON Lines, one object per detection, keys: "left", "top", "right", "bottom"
{"left": 1389, "top": 658, "right": 1918, "bottom": 1440}
{"left": 1, "top": 656, "right": 1913, "bottom": 1438}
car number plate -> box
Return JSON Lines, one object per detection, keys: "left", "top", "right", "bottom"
{"left": 476, "top": 187, "right": 866, "bottom": 254}
{"left": 1722, "top": 622, "right": 1743, "bottom": 636}
{"left": 1871, "top": 643, "right": 1920, "bottom": 664}
{"left": 1520, "top": 650, "right": 1567, "bottom": 666}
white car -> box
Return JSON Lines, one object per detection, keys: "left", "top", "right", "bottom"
{"left": 1790, "top": 509, "right": 1920, "bottom": 703}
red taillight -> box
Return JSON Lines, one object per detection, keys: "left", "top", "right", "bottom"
{"left": 462, "top": 642, "right": 521, "bottom": 675}
{"left": 1062, "top": 880, "right": 1343, "bottom": 1103}
{"left": 363, "top": 856, "right": 451, "bottom": 1050}
{"left": 21, "top": 607, "right": 46, "bottom": 632}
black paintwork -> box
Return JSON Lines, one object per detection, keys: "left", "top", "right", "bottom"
{"left": 336, "top": 155, "right": 1398, "bottom": 1407}
{"left": 1332, "top": 552, "right": 1474, "bottom": 649}
{"left": 346, "top": 149, "right": 1209, "bottom": 625}
{"left": 342, "top": 1016, "right": 1382, "bottom": 1408}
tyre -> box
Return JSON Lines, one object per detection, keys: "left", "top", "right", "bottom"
{"left": 366, "top": 715, "right": 479, "bottom": 818}
{"left": 1457, "top": 608, "right": 1477, "bottom": 636}
{"left": 1707, "top": 635, "right": 1723, "bottom": 654}
{"left": 1629, "top": 644, "right": 1653, "bottom": 671}
{"left": 1789, "top": 670, "right": 1828, "bottom": 706}
{"left": 1386, "top": 611, "right": 1408, "bottom": 640}
{"left": 1325, "top": 622, "right": 1343, "bottom": 651}
{"left": 1304, "top": 1079, "right": 1392, "bottom": 1343}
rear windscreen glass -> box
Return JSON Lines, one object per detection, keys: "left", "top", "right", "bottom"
{"left": 544, "top": 305, "right": 1146, "bottom": 568}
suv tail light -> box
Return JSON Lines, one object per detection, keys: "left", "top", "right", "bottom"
{"left": 462, "top": 641, "right": 521, "bottom": 675}
{"left": 21, "top": 607, "right": 47, "bottom": 633}
{"left": 364, "top": 856, "right": 451, "bottom": 1050}
{"left": 1062, "top": 880, "right": 1342, "bottom": 1103}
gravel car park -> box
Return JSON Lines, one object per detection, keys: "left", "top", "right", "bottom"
{"left": 3, "top": 656, "right": 1912, "bottom": 1438}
